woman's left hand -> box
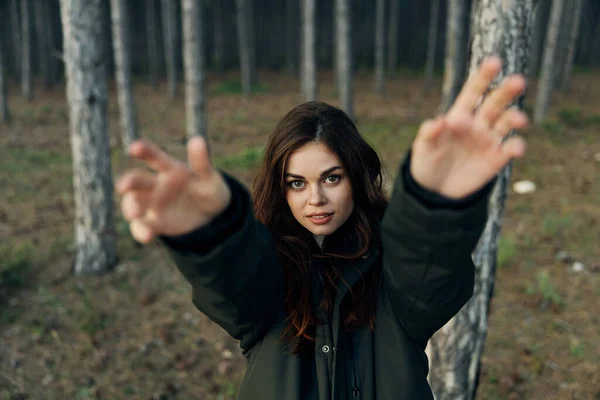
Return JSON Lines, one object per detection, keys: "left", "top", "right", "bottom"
{"left": 410, "top": 56, "right": 529, "bottom": 200}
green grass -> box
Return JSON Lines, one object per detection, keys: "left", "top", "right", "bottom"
{"left": 0, "top": 241, "right": 34, "bottom": 293}
{"left": 215, "top": 147, "right": 264, "bottom": 170}
{"left": 569, "top": 340, "right": 585, "bottom": 358}
{"left": 541, "top": 214, "right": 574, "bottom": 237}
{"left": 497, "top": 236, "right": 517, "bottom": 268}
{"left": 532, "top": 270, "right": 563, "bottom": 307}
{"left": 212, "top": 80, "right": 269, "bottom": 95}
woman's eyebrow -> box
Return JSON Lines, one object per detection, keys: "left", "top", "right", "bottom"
{"left": 284, "top": 166, "right": 342, "bottom": 179}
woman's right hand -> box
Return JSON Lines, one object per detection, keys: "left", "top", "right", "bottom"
{"left": 116, "top": 137, "right": 231, "bottom": 244}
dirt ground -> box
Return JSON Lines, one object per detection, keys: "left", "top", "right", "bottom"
{"left": 1, "top": 70, "right": 599, "bottom": 400}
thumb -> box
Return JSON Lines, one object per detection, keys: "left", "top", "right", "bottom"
{"left": 187, "top": 136, "right": 213, "bottom": 178}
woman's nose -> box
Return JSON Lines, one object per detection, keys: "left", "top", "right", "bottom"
{"left": 308, "top": 186, "right": 326, "bottom": 206}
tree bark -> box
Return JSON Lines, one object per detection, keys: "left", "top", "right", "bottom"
{"left": 534, "top": 0, "right": 564, "bottom": 123}
{"left": 21, "top": 0, "right": 32, "bottom": 101}
{"left": 236, "top": 0, "right": 253, "bottom": 96}
{"left": 440, "top": 0, "right": 469, "bottom": 113}
{"left": 34, "top": 0, "right": 51, "bottom": 88}
{"left": 182, "top": 0, "right": 207, "bottom": 139}
{"left": 286, "top": 0, "right": 298, "bottom": 75}
{"left": 386, "top": 0, "right": 399, "bottom": 75}
{"left": 374, "top": 0, "right": 385, "bottom": 94}
{"left": 424, "top": 0, "right": 440, "bottom": 92}
{"left": 335, "top": 0, "right": 354, "bottom": 120}
{"left": 146, "top": 0, "right": 159, "bottom": 89}
{"left": 301, "top": 0, "right": 316, "bottom": 101}
{"left": 161, "top": 0, "right": 178, "bottom": 97}
{"left": 110, "top": 0, "right": 139, "bottom": 150}
{"left": 59, "top": 0, "right": 117, "bottom": 276}
{"left": 552, "top": 1, "right": 574, "bottom": 88}
{"left": 212, "top": 0, "right": 225, "bottom": 72}
{"left": 10, "top": 0, "right": 21, "bottom": 79}
{"left": 0, "top": 26, "right": 10, "bottom": 124}
{"left": 529, "top": 0, "right": 551, "bottom": 76}
{"left": 427, "top": 1, "right": 539, "bottom": 399}
{"left": 560, "top": 0, "right": 584, "bottom": 92}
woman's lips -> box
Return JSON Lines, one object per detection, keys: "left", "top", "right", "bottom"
{"left": 307, "top": 213, "right": 334, "bottom": 225}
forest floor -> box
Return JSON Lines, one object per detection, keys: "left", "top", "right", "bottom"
{"left": 1, "top": 70, "right": 599, "bottom": 400}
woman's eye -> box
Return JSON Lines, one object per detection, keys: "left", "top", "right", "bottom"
{"left": 289, "top": 180, "right": 304, "bottom": 189}
{"left": 325, "top": 175, "right": 340, "bottom": 184}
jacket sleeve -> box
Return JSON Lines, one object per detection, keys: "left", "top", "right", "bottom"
{"left": 158, "top": 173, "right": 284, "bottom": 352}
{"left": 380, "top": 151, "right": 494, "bottom": 348}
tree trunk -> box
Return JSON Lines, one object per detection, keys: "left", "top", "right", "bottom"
{"left": 374, "top": 0, "right": 385, "bottom": 94}
{"left": 236, "top": 0, "right": 253, "bottom": 96}
{"left": 559, "top": 0, "right": 584, "bottom": 92}
{"left": 182, "top": 0, "right": 207, "bottom": 139}
{"left": 387, "top": 0, "right": 399, "bottom": 75}
{"left": 534, "top": 0, "right": 564, "bottom": 123}
{"left": 21, "top": 0, "right": 32, "bottom": 101}
{"left": 440, "top": 0, "right": 469, "bottom": 113}
{"left": 529, "top": 0, "right": 551, "bottom": 76}
{"left": 212, "top": 0, "right": 225, "bottom": 72}
{"left": 286, "top": 0, "right": 298, "bottom": 75}
{"left": 10, "top": 0, "right": 21, "bottom": 79}
{"left": 0, "top": 27, "right": 10, "bottom": 124}
{"left": 424, "top": 0, "right": 440, "bottom": 92}
{"left": 161, "top": 0, "right": 178, "bottom": 97}
{"left": 301, "top": 0, "right": 316, "bottom": 101}
{"left": 335, "top": 0, "right": 354, "bottom": 120}
{"left": 59, "top": 0, "right": 117, "bottom": 276}
{"left": 146, "top": 0, "right": 159, "bottom": 89}
{"left": 34, "top": 0, "right": 51, "bottom": 88}
{"left": 552, "top": 1, "right": 574, "bottom": 88}
{"left": 427, "top": 1, "right": 539, "bottom": 399}
{"left": 44, "top": 1, "right": 59, "bottom": 85}
{"left": 110, "top": 0, "right": 139, "bottom": 150}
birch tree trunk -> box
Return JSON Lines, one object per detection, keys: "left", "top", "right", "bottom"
{"left": 301, "top": 0, "right": 316, "bottom": 101}
{"left": 34, "top": 0, "right": 51, "bottom": 89}
{"left": 534, "top": 0, "right": 564, "bottom": 123}
{"left": 59, "top": 0, "right": 117, "bottom": 276}
{"left": 387, "top": 0, "right": 399, "bottom": 75}
{"left": 21, "top": 0, "right": 32, "bottom": 101}
{"left": 529, "top": 0, "right": 551, "bottom": 76}
{"left": 335, "top": 0, "right": 354, "bottom": 120}
{"left": 440, "top": 0, "right": 469, "bottom": 113}
{"left": 236, "top": 0, "right": 252, "bottom": 96}
{"left": 10, "top": 0, "right": 21, "bottom": 79}
{"left": 424, "top": 0, "right": 440, "bottom": 92}
{"left": 374, "top": 0, "right": 385, "bottom": 94}
{"left": 427, "top": 1, "right": 538, "bottom": 399}
{"left": 161, "top": 0, "right": 178, "bottom": 97}
{"left": 551, "top": 1, "right": 574, "bottom": 88}
{"left": 559, "top": 0, "right": 584, "bottom": 92}
{"left": 212, "top": 0, "right": 225, "bottom": 72}
{"left": 110, "top": 0, "right": 139, "bottom": 150}
{"left": 182, "top": 0, "right": 207, "bottom": 139}
{"left": 0, "top": 27, "right": 10, "bottom": 124}
{"left": 146, "top": 0, "right": 159, "bottom": 89}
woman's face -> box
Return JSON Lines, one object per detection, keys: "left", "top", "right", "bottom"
{"left": 284, "top": 141, "right": 354, "bottom": 236}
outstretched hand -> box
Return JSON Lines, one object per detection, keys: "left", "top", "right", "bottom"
{"left": 410, "top": 56, "right": 528, "bottom": 199}
{"left": 116, "top": 137, "right": 231, "bottom": 244}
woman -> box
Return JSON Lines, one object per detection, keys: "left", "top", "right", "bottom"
{"left": 117, "top": 57, "right": 528, "bottom": 399}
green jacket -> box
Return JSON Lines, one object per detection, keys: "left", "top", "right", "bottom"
{"left": 160, "top": 154, "right": 492, "bottom": 399}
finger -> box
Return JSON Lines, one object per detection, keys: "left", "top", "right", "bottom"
{"left": 128, "top": 139, "right": 178, "bottom": 172}
{"left": 417, "top": 116, "right": 446, "bottom": 142}
{"left": 130, "top": 218, "right": 155, "bottom": 244}
{"left": 491, "top": 108, "right": 529, "bottom": 140}
{"left": 116, "top": 168, "right": 156, "bottom": 194}
{"left": 450, "top": 56, "right": 502, "bottom": 114}
{"left": 149, "top": 165, "right": 190, "bottom": 211}
{"left": 476, "top": 75, "right": 527, "bottom": 126}
{"left": 187, "top": 136, "right": 213, "bottom": 178}
{"left": 121, "top": 191, "right": 151, "bottom": 221}
{"left": 500, "top": 136, "right": 527, "bottom": 159}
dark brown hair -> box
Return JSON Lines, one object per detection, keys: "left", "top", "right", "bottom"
{"left": 252, "top": 101, "right": 388, "bottom": 353}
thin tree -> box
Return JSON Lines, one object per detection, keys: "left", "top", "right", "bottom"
{"left": 110, "top": 0, "right": 139, "bottom": 150}
{"left": 10, "top": 0, "right": 21, "bottom": 79}
{"left": 529, "top": 0, "right": 551, "bottom": 76}
{"left": 0, "top": 16, "right": 10, "bottom": 124}
{"left": 387, "top": 0, "right": 399, "bottom": 76}
{"left": 21, "top": 0, "right": 32, "bottom": 101}
{"left": 427, "top": 1, "right": 539, "bottom": 399}
{"left": 236, "top": 0, "right": 254, "bottom": 96}
{"left": 182, "top": 0, "right": 207, "bottom": 138}
{"left": 146, "top": 0, "right": 159, "bottom": 89}
{"left": 374, "top": 0, "right": 385, "bottom": 94}
{"left": 162, "top": 0, "right": 178, "bottom": 97}
{"left": 59, "top": 0, "right": 118, "bottom": 275}
{"left": 212, "top": 0, "right": 225, "bottom": 72}
{"left": 301, "top": 0, "right": 316, "bottom": 101}
{"left": 286, "top": 0, "right": 298, "bottom": 75}
{"left": 334, "top": 0, "right": 354, "bottom": 120}
{"left": 424, "top": 0, "right": 440, "bottom": 92}
{"left": 34, "top": 0, "right": 51, "bottom": 88}
{"left": 560, "top": 0, "right": 584, "bottom": 92}
{"left": 534, "top": 0, "right": 564, "bottom": 123}
{"left": 440, "top": 0, "right": 469, "bottom": 113}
